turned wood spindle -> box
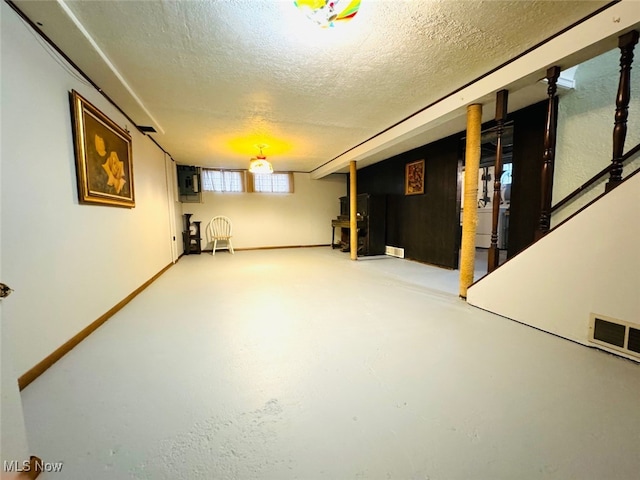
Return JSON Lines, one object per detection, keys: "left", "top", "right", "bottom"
{"left": 607, "top": 30, "right": 639, "bottom": 191}
{"left": 536, "top": 66, "right": 561, "bottom": 239}
{"left": 488, "top": 89, "right": 508, "bottom": 273}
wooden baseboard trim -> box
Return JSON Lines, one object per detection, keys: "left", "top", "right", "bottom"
{"left": 18, "top": 262, "right": 175, "bottom": 391}
{"left": 202, "top": 244, "right": 330, "bottom": 253}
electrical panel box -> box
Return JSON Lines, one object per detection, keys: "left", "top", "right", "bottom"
{"left": 177, "top": 165, "right": 201, "bottom": 203}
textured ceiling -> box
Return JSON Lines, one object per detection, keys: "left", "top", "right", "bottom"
{"left": 14, "top": 0, "right": 612, "bottom": 173}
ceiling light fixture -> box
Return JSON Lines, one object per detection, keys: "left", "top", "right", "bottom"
{"left": 249, "top": 145, "right": 274, "bottom": 174}
{"left": 294, "top": 0, "right": 361, "bottom": 28}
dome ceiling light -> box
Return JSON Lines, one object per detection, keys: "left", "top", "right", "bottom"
{"left": 248, "top": 145, "right": 274, "bottom": 174}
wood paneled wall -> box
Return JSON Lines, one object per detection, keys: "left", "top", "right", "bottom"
{"left": 355, "top": 99, "right": 547, "bottom": 269}
{"left": 357, "top": 134, "right": 461, "bottom": 269}
{"left": 508, "top": 100, "right": 547, "bottom": 257}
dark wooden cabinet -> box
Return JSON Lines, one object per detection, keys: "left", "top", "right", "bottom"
{"left": 334, "top": 194, "right": 386, "bottom": 256}
{"left": 182, "top": 214, "right": 201, "bottom": 255}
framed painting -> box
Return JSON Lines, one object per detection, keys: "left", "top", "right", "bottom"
{"left": 71, "top": 90, "right": 135, "bottom": 207}
{"left": 405, "top": 159, "right": 425, "bottom": 195}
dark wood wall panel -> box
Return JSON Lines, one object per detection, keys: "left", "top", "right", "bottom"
{"left": 357, "top": 134, "right": 461, "bottom": 269}
{"left": 508, "top": 100, "right": 547, "bottom": 257}
{"left": 353, "top": 100, "right": 545, "bottom": 269}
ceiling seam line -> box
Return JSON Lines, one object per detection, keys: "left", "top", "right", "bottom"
{"left": 4, "top": 0, "right": 174, "bottom": 159}
{"left": 310, "top": 0, "right": 621, "bottom": 174}
{"left": 55, "top": 0, "right": 165, "bottom": 134}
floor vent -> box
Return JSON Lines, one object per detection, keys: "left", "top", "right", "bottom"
{"left": 385, "top": 246, "right": 405, "bottom": 258}
{"left": 589, "top": 314, "right": 640, "bottom": 359}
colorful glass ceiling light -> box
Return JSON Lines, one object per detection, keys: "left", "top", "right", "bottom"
{"left": 294, "top": 0, "right": 361, "bottom": 28}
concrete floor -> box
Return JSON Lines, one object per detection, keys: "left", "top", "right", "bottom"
{"left": 20, "top": 248, "right": 640, "bottom": 479}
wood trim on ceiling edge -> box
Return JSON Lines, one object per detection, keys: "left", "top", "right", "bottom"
{"left": 18, "top": 261, "right": 176, "bottom": 391}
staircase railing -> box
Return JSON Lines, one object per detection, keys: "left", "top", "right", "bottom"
{"left": 482, "top": 29, "right": 638, "bottom": 275}
{"left": 551, "top": 142, "right": 640, "bottom": 214}
{"left": 545, "top": 29, "right": 639, "bottom": 221}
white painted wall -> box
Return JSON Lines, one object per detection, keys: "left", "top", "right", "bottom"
{"left": 1, "top": 104, "right": 30, "bottom": 470}
{"left": 1, "top": 3, "right": 173, "bottom": 376}
{"left": 1, "top": 312, "right": 30, "bottom": 468}
{"left": 183, "top": 173, "right": 346, "bottom": 250}
{"left": 553, "top": 48, "right": 640, "bottom": 226}
{"left": 467, "top": 172, "right": 640, "bottom": 362}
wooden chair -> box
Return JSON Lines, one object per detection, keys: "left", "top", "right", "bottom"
{"left": 207, "top": 216, "right": 234, "bottom": 255}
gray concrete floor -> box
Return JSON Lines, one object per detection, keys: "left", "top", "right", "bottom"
{"left": 21, "top": 247, "right": 640, "bottom": 479}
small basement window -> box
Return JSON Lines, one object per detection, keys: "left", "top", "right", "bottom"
{"left": 251, "top": 172, "right": 294, "bottom": 193}
{"left": 201, "top": 169, "right": 246, "bottom": 192}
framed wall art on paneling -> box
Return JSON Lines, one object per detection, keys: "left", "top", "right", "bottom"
{"left": 70, "top": 90, "right": 135, "bottom": 207}
{"left": 405, "top": 159, "right": 425, "bottom": 195}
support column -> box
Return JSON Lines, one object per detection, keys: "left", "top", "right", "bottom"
{"left": 536, "top": 65, "right": 561, "bottom": 239}
{"left": 460, "top": 104, "right": 482, "bottom": 299}
{"left": 607, "top": 30, "right": 638, "bottom": 191}
{"left": 349, "top": 160, "right": 357, "bottom": 261}
{"left": 488, "top": 89, "right": 508, "bottom": 273}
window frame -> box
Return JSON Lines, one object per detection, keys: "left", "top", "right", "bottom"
{"left": 201, "top": 168, "right": 247, "bottom": 193}
{"left": 248, "top": 172, "right": 294, "bottom": 194}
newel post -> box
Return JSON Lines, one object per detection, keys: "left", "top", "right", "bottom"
{"left": 536, "top": 66, "right": 561, "bottom": 240}
{"left": 488, "top": 89, "right": 508, "bottom": 273}
{"left": 607, "top": 30, "right": 639, "bottom": 191}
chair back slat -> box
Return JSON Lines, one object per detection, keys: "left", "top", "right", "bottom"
{"left": 207, "top": 216, "right": 234, "bottom": 255}
{"left": 209, "top": 216, "right": 232, "bottom": 239}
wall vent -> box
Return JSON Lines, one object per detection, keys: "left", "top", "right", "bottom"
{"left": 628, "top": 328, "right": 640, "bottom": 354}
{"left": 589, "top": 314, "right": 640, "bottom": 359}
{"left": 385, "top": 246, "right": 405, "bottom": 258}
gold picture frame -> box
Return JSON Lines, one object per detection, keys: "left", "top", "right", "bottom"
{"left": 71, "top": 90, "right": 135, "bottom": 207}
{"left": 405, "top": 159, "right": 425, "bottom": 195}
